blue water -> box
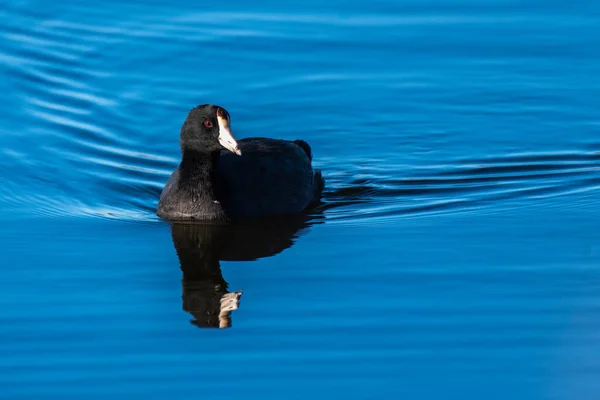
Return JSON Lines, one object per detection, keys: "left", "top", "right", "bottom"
{"left": 1, "top": 0, "right": 600, "bottom": 398}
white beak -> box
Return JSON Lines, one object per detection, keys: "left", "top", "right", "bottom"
{"left": 217, "top": 115, "right": 242, "bottom": 156}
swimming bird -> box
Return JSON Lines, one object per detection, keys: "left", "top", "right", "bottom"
{"left": 157, "top": 104, "right": 324, "bottom": 221}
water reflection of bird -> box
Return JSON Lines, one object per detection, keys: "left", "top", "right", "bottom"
{"left": 169, "top": 214, "right": 321, "bottom": 328}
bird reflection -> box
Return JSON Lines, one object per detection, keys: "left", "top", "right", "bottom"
{"left": 169, "top": 214, "right": 320, "bottom": 328}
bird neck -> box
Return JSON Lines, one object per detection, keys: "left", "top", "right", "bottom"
{"left": 178, "top": 149, "right": 221, "bottom": 200}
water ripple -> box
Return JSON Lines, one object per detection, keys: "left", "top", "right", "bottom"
{"left": 1, "top": 4, "right": 599, "bottom": 225}
{"left": 322, "top": 149, "right": 600, "bottom": 223}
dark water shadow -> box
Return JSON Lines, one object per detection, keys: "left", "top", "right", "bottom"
{"left": 169, "top": 214, "right": 321, "bottom": 328}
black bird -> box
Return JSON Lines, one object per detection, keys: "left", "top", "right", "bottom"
{"left": 157, "top": 104, "right": 324, "bottom": 221}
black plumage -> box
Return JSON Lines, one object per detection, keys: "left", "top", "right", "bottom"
{"left": 157, "top": 104, "right": 324, "bottom": 221}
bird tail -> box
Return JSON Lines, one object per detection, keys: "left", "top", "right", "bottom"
{"left": 294, "top": 139, "right": 324, "bottom": 204}
{"left": 293, "top": 139, "right": 312, "bottom": 161}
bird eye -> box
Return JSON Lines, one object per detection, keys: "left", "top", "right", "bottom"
{"left": 204, "top": 120, "right": 213, "bottom": 128}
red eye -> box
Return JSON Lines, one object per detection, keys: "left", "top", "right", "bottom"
{"left": 204, "top": 120, "right": 213, "bottom": 128}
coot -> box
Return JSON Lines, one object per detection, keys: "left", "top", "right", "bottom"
{"left": 157, "top": 104, "right": 324, "bottom": 221}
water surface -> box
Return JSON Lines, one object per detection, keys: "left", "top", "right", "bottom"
{"left": 1, "top": 0, "right": 600, "bottom": 399}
